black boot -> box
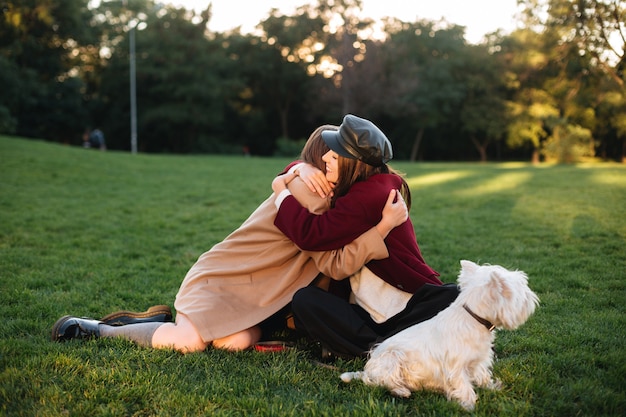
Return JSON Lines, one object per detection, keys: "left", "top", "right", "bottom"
{"left": 51, "top": 316, "right": 101, "bottom": 342}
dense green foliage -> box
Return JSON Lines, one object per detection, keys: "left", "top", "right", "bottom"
{"left": 1, "top": 136, "right": 624, "bottom": 416}
{"left": 1, "top": 0, "right": 624, "bottom": 161}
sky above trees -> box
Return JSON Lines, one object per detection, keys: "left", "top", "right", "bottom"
{"left": 170, "top": 0, "right": 519, "bottom": 43}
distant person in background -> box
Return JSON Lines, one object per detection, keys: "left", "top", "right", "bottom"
{"left": 88, "top": 128, "right": 106, "bottom": 150}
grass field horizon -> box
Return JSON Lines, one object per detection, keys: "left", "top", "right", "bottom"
{"left": 1, "top": 136, "right": 625, "bottom": 416}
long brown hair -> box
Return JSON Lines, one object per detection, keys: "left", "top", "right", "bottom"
{"left": 330, "top": 156, "right": 412, "bottom": 210}
{"left": 300, "top": 125, "right": 338, "bottom": 170}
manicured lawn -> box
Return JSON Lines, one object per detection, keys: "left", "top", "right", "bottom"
{"left": 1, "top": 136, "right": 624, "bottom": 416}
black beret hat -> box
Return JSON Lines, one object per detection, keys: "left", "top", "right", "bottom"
{"left": 321, "top": 114, "right": 393, "bottom": 167}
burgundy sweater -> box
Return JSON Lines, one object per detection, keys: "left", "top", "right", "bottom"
{"left": 274, "top": 173, "right": 441, "bottom": 293}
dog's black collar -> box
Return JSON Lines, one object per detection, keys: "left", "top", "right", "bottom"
{"left": 463, "top": 304, "right": 495, "bottom": 332}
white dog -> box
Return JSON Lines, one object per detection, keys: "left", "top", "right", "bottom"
{"left": 340, "top": 260, "right": 539, "bottom": 411}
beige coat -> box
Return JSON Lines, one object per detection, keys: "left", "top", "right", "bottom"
{"left": 174, "top": 178, "right": 388, "bottom": 342}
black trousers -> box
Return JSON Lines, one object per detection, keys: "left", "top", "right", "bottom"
{"left": 292, "top": 283, "right": 460, "bottom": 358}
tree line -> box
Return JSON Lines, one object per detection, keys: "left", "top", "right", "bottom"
{"left": 1, "top": 0, "right": 624, "bottom": 162}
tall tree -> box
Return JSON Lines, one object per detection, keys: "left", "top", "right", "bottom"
{"left": 576, "top": 0, "right": 626, "bottom": 162}
{"left": 254, "top": 7, "right": 328, "bottom": 140}
{"left": 379, "top": 19, "right": 468, "bottom": 161}
{"left": 312, "top": 0, "right": 375, "bottom": 115}
{"left": 510, "top": 0, "right": 625, "bottom": 162}
{"left": 0, "top": 0, "right": 95, "bottom": 142}
{"left": 459, "top": 44, "right": 511, "bottom": 162}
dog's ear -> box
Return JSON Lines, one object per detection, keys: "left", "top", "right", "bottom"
{"left": 489, "top": 270, "right": 512, "bottom": 300}
{"left": 460, "top": 260, "right": 479, "bottom": 274}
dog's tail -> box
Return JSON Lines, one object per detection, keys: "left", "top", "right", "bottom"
{"left": 340, "top": 371, "right": 363, "bottom": 383}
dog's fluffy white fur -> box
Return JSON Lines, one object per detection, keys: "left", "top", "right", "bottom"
{"left": 340, "top": 260, "right": 539, "bottom": 411}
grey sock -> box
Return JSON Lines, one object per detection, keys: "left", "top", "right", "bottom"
{"left": 99, "top": 322, "right": 164, "bottom": 347}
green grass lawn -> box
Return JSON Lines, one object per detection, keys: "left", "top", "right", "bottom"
{"left": 1, "top": 136, "right": 625, "bottom": 416}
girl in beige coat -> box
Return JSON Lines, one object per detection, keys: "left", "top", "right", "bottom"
{"left": 51, "top": 125, "right": 407, "bottom": 353}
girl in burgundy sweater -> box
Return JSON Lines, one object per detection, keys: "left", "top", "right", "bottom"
{"left": 272, "top": 114, "right": 458, "bottom": 358}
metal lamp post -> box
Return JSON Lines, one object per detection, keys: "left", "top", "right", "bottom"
{"left": 129, "top": 19, "right": 138, "bottom": 154}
